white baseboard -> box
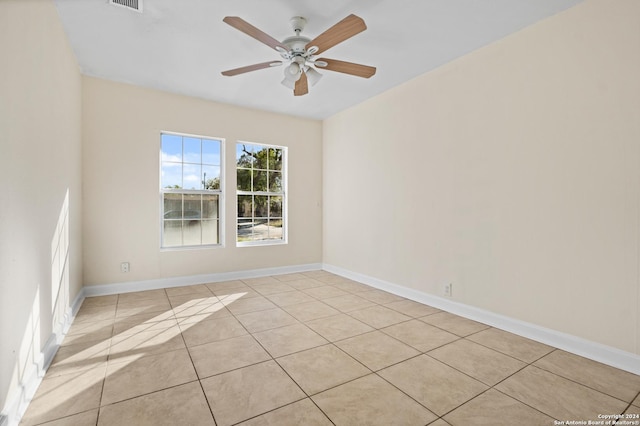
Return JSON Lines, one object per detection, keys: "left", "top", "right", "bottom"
{"left": 323, "top": 263, "right": 640, "bottom": 376}
{"left": 83, "top": 263, "right": 323, "bottom": 297}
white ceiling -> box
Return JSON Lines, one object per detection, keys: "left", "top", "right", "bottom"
{"left": 53, "top": 0, "right": 583, "bottom": 120}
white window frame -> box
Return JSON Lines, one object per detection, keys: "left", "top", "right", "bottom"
{"left": 160, "top": 131, "right": 225, "bottom": 249}
{"left": 236, "top": 141, "right": 288, "bottom": 247}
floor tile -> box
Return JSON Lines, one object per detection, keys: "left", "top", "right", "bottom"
{"left": 321, "top": 294, "right": 376, "bottom": 312}
{"left": 242, "top": 276, "right": 281, "bottom": 286}
{"left": 378, "top": 354, "right": 488, "bottom": 416}
{"left": 237, "top": 399, "right": 332, "bottom": 426}
{"left": 200, "top": 360, "right": 305, "bottom": 426}
{"left": 117, "top": 289, "right": 168, "bottom": 304}
{"left": 253, "top": 282, "right": 296, "bottom": 295}
{"left": 266, "top": 290, "right": 316, "bottom": 307}
{"left": 302, "top": 270, "right": 334, "bottom": 279}
{"left": 108, "top": 324, "right": 185, "bottom": 362}
{"left": 428, "top": 420, "right": 452, "bottom": 426}
{"left": 37, "top": 409, "right": 99, "bottom": 426}
{"left": 313, "top": 274, "right": 347, "bottom": 285}
{"left": 223, "top": 296, "right": 277, "bottom": 315}
{"left": 443, "top": 389, "right": 554, "bottom": 426}
{"left": 284, "top": 278, "right": 326, "bottom": 290}
{"left": 172, "top": 298, "right": 229, "bottom": 319}
{"left": 115, "top": 301, "right": 172, "bottom": 318}
{"left": 282, "top": 300, "right": 340, "bottom": 322}
{"left": 189, "top": 334, "right": 271, "bottom": 379}
{"left": 253, "top": 323, "right": 328, "bottom": 358}
{"left": 428, "top": 339, "right": 526, "bottom": 386}
{"left": 312, "top": 374, "right": 437, "bottom": 426}
{"left": 73, "top": 305, "right": 116, "bottom": 323}
{"left": 381, "top": 319, "right": 459, "bottom": 352}
{"left": 534, "top": 350, "right": 640, "bottom": 402}
{"left": 81, "top": 295, "right": 118, "bottom": 308}
{"left": 205, "top": 280, "right": 247, "bottom": 293}
{"left": 25, "top": 270, "right": 640, "bottom": 426}
{"left": 336, "top": 331, "right": 420, "bottom": 371}
{"left": 384, "top": 299, "right": 441, "bottom": 318}
{"left": 330, "top": 280, "right": 372, "bottom": 293}
{"left": 47, "top": 339, "right": 110, "bottom": 377}
{"left": 62, "top": 320, "right": 114, "bottom": 347}
{"left": 273, "top": 273, "right": 309, "bottom": 282}
{"left": 179, "top": 315, "right": 247, "bottom": 347}
{"left": 102, "top": 348, "right": 197, "bottom": 405}
{"left": 277, "top": 344, "right": 371, "bottom": 395}
{"left": 467, "top": 327, "right": 553, "bottom": 363}
{"left": 110, "top": 309, "right": 174, "bottom": 325}
{"left": 97, "top": 382, "right": 214, "bottom": 426}
{"left": 19, "top": 365, "right": 105, "bottom": 426}
{"left": 348, "top": 305, "right": 411, "bottom": 329}
{"left": 419, "top": 312, "right": 489, "bottom": 337}
{"left": 302, "top": 285, "right": 350, "bottom": 300}
{"left": 235, "top": 308, "right": 299, "bottom": 333}
{"left": 495, "top": 366, "right": 628, "bottom": 421}
{"left": 164, "top": 284, "right": 212, "bottom": 297}
{"left": 357, "top": 289, "right": 405, "bottom": 304}
{"left": 305, "top": 313, "right": 374, "bottom": 342}
{"left": 215, "top": 287, "right": 262, "bottom": 300}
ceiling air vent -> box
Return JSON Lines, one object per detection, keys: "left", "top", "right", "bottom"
{"left": 109, "top": 0, "right": 142, "bottom": 13}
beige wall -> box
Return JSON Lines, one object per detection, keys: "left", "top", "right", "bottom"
{"left": 323, "top": 0, "right": 640, "bottom": 354}
{"left": 0, "top": 0, "right": 83, "bottom": 414}
{"left": 82, "top": 77, "right": 322, "bottom": 286}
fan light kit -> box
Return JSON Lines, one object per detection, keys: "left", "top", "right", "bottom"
{"left": 221, "top": 14, "right": 376, "bottom": 96}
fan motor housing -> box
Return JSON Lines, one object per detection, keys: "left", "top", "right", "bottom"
{"left": 282, "top": 35, "right": 311, "bottom": 54}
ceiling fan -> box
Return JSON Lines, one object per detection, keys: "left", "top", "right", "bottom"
{"left": 221, "top": 14, "right": 376, "bottom": 96}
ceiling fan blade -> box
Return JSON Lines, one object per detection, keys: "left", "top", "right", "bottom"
{"left": 223, "top": 16, "right": 289, "bottom": 52}
{"left": 294, "top": 72, "right": 308, "bottom": 96}
{"left": 316, "top": 58, "right": 376, "bottom": 78}
{"left": 221, "top": 61, "right": 282, "bottom": 77}
{"left": 305, "top": 14, "right": 367, "bottom": 55}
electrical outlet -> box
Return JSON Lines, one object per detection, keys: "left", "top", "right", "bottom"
{"left": 121, "top": 262, "right": 130, "bottom": 273}
{"left": 444, "top": 283, "right": 453, "bottom": 297}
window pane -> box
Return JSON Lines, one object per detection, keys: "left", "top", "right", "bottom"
{"left": 268, "top": 219, "right": 283, "bottom": 240}
{"left": 184, "top": 137, "right": 201, "bottom": 164}
{"left": 237, "top": 219, "right": 253, "bottom": 242}
{"left": 269, "top": 171, "right": 282, "bottom": 192}
{"left": 270, "top": 196, "right": 283, "bottom": 217}
{"left": 237, "top": 144, "right": 255, "bottom": 168}
{"left": 163, "top": 220, "right": 182, "bottom": 247}
{"left": 184, "top": 194, "right": 201, "bottom": 220}
{"left": 253, "top": 218, "right": 269, "bottom": 240}
{"left": 161, "top": 134, "right": 182, "bottom": 162}
{"left": 183, "top": 164, "right": 202, "bottom": 190}
{"left": 202, "top": 194, "right": 218, "bottom": 219}
{"left": 202, "top": 139, "right": 220, "bottom": 165}
{"left": 269, "top": 148, "right": 283, "bottom": 171}
{"left": 162, "top": 163, "right": 182, "bottom": 189}
{"left": 202, "top": 220, "right": 218, "bottom": 245}
{"left": 254, "top": 147, "right": 269, "bottom": 170}
{"left": 254, "top": 170, "right": 268, "bottom": 192}
{"left": 183, "top": 220, "right": 201, "bottom": 245}
{"left": 237, "top": 169, "right": 252, "bottom": 191}
{"left": 238, "top": 195, "right": 253, "bottom": 218}
{"left": 202, "top": 165, "right": 220, "bottom": 190}
{"left": 254, "top": 195, "right": 268, "bottom": 217}
{"left": 163, "top": 193, "right": 182, "bottom": 219}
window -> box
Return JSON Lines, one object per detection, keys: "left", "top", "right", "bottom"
{"left": 236, "top": 142, "right": 286, "bottom": 245}
{"left": 160, "top": 132, "right": 223, "bottom": 248}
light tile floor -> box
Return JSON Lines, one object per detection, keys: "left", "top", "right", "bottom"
{"left": 20, "top": 271, "right": 640, "bottom": 426}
